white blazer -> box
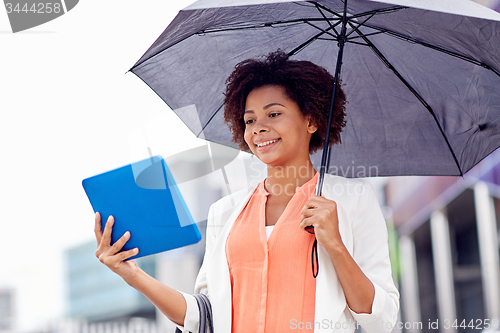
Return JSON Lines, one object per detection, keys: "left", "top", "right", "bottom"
{"left": 178, "top": 174, "right": 399, "bottom": 333}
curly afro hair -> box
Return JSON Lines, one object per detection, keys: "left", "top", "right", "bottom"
{"left": 223, "top": 50, "right": 347, "bottom": 154}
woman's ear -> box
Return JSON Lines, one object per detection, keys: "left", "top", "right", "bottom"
{"left": 306, "top": 116, "right": 318, "bottom": 134}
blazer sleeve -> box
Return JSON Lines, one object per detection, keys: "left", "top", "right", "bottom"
{"left": 176, "top": 203, "right": 217, "bottom": 333}
{"left": 347, "top": 182, "right": 400, "bottom": 333}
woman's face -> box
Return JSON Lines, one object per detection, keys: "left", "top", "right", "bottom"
{"left": 243, "top": 85, "right": 317, "bottom": 168}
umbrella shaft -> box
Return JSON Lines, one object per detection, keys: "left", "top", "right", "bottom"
{"left": 316, "top": 0, "right": 348, "bottom": 196}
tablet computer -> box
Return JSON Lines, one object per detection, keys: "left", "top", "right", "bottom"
{"left": 82, "top": 155, "right": 201, "bottom": 260}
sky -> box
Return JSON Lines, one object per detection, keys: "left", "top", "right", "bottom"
{"left": 0, "top": 0, "right": 202, "bottom": 330}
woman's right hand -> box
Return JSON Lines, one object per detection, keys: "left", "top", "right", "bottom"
{"left": 94, "top": 213, "right": 188, "bottom": 327}
{"left": 94, "top": 212, "right": 140, "bottom": 283}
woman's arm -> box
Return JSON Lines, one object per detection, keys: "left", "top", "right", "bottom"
{"left": 324, "top": 241, "right": 376, "bottom": 314}
{"left": 94, "top": 212, "right": 187, "bottom": 326}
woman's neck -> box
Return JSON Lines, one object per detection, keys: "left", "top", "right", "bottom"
{"left": 264, "top": 159, "right": 317, "bottom": 197}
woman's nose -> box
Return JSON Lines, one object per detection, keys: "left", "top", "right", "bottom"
{"left": 253, "top": 118, "right": 270, "bottom": 134}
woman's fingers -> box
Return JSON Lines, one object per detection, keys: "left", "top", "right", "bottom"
{"left": 96, "top": 230, "right": 137, "bottom": 268}
{"left": 94, "top": 212, "right": 103, "bottom": 244}
{"left": 95, "top": 215, "right": 132, "bottom": 256}
{"left": 101, "top": 248, "right": 138, "bottom": 268}
{"left": 115, "top": 248, "right": 139, "bottom": 265}
{"left": 301, "top": 196, "right": 339, "bottom": 230}
{"left": 302, "top": 201, "right": 318, "bottom": 211}
{"left": 300, "top": 216, "right": 315, "bottom": 230}
{"left": 301, "top": 208, "right": 316, "bottom": 218}
{"left": 302, "top": 196, "right": 337, "bottom": 213}
{"left": 93, "top": 214, "right": 140, "bottom": 280}
{"left": 110, "top": 231, "right": 131, "bottom": 255}
{"left": 101, "top": 215, "right": 114, "bottom": 246}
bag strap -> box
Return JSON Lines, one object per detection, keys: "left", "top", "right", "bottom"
{"left": 196, "top": 294, "right": 214, "bottom": 333}
{"left": 175, "top": 293, "right": 213, "bottom": 333}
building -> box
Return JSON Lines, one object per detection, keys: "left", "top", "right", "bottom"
{"left": 65, "top": 241, "right": 157, "bottom": 323}
{"left": 0, "top": 288, "right": 15, "bottom": 332}
{"left": 385, "top": 149, "right": 500, "bottom": 333}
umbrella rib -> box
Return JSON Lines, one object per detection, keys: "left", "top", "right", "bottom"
{"left": 361, "top": 23, "right": 500, "bottom": 77}
{"left": 198, "top": 104, "right": 224, "bottom": 138}
{"left": 288, "top": 24, "right": 337, "bottom": 56}
{"left": 346, "top": 40, "right": 369, "bottom": 46}
{"left": 198, "top": 17, "right": 339, "bottom": 34}
{"left": 305, "top": 20, "right": 341, "bottom": 39}
{"left": 344, "top": 16, "right": 387, "bottom": 41}
{"left": 349, "top": 6, "right": 408, "bottom": 20}
{"left": 313, "top": 2, "right": 340, "bottom": 36}
{"left": 345, "top": 13, "right": 375, "bottom": 39}
{"left": 350, "top": 24, "right": 463, "bottom": 176}
{"left": 310, "top": 1, "right": 407, "bottom": 21}
{"left": 349, "top": 30, "right": 386, "bottom": 40}
{"left": 308, "top": 1, "right": 342, "bottom": 19}
{"left": 309, "top": 1, "right": 408, "bottom": 43}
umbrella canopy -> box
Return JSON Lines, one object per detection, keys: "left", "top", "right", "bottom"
{"left": 129, "top": 0, "right": 500, "bottom": 178}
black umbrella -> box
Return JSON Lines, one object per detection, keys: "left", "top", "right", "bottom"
{"left": 129, "top": 0, "right": 500, "bottom": 192}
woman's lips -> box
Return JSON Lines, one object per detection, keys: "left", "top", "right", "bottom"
{"left": 256, "top": 138, "right": 280, "bottom": 152}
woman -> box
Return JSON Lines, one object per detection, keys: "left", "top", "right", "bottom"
{"left": 95, "top": 51, "right": 399, "bottom": 333}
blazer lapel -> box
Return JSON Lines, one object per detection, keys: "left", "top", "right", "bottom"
{"left": 315, "top": 175, "right": 347, "bottom": 332}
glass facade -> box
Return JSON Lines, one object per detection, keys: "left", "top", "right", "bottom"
{"left": 65, "top": 241, "right": 156, "bottom": 322}
{"left": 386, "top": 150, "right": 500, "bottom": 332}
{"left": 0, "top": 289, "right": 14, "bottom": 331}
{"left": 413, "top": 221, "right": 438, "bottom": 333}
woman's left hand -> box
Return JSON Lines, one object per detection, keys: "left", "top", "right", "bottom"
{"left": 301, "top": 195, "right": 376, "bottom": 315}
{"left": 300, "top": 195, "right": 343, "bottom": 250}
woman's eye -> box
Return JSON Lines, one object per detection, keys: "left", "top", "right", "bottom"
{"left": 270, "top": 113, "right": 280, "bottom": 118}
{"left": 245, "top": 119, "right": 254, "bottom": 125}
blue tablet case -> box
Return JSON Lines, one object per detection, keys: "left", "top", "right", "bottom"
{"left": 82, "top": 155, "right": 201, "bottom": 260}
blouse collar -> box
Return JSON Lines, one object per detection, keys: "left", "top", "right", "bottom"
{"left": 256, "top": 171, "right": 319, "bottom": 197}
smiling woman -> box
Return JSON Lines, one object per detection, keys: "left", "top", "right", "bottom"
{"left": 94, "top": 50, "right": 399, "bottom": 333}
{"left": 179, "top": 51, "right": 399, "bottom": 333}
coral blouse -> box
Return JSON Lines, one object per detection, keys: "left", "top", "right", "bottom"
{"left": 225, "top": 173, "right": 319, "bottom": 333}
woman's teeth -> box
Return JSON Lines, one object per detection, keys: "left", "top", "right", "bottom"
{"left": 257, "top": 139, "right": 279, "bottom": 147}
